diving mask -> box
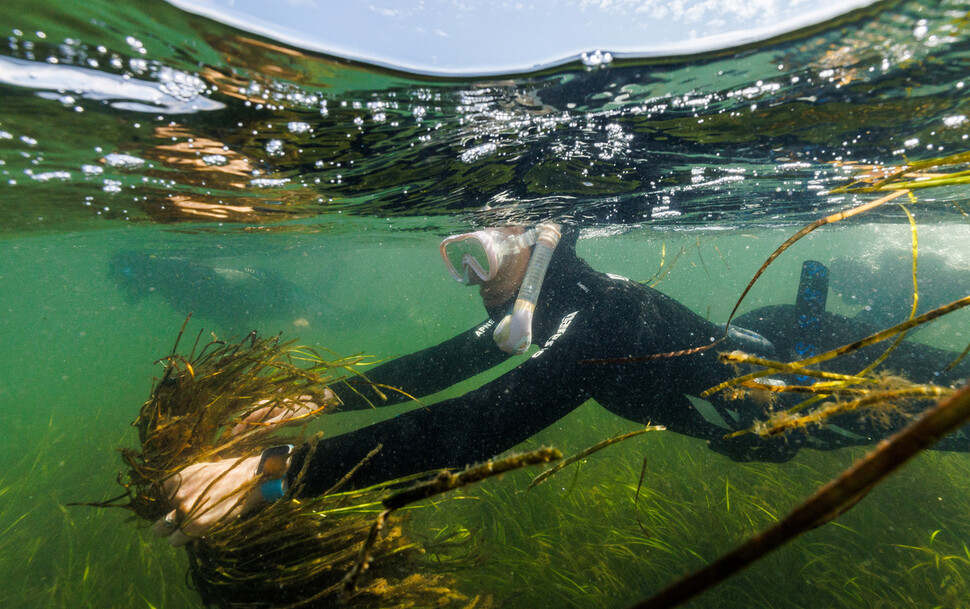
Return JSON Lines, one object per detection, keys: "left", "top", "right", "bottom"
{"left": 440, "top": 227, "right": 537, "bottom": 285}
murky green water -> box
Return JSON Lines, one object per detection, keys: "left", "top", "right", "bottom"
{"left": 1, "top": 0, "right": 970, "bottom": 607}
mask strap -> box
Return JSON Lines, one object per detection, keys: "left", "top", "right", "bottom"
{"left": 493, "top": 222, "right": 562, "bottom": 354}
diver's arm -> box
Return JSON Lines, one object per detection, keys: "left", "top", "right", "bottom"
{"left": 289, "top": 310, "right": 601, "bottom": 495}
{"left": 149, "top": 317, "right": 593, "bottom": 543}
{"left": 334, "top": 317, "right": 511, "bottom": 410}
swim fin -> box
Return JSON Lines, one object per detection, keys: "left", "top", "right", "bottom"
{"left": 793, "top": 260, "right": 829, "bottom": 365}
{"left": 796, "top": 260, "right": 829, "bottom": 317}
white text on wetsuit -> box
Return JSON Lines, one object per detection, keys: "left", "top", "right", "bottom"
{"left": 532, "top": 311, "right": 579, "bottom": 359}
{"left": 475, "top": 318, "right": 496, "bottom": 338}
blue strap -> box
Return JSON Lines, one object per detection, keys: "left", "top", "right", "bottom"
{"left": 259, "top": 477, "right": 288, "bottom": 503}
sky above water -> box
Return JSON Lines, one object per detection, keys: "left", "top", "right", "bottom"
{"left": 165, "top": 0, "right": 881, "bottom": 74}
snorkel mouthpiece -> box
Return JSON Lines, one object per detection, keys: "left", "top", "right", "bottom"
{"left": 493, "top": 222, "right": 562, "bottom": 354}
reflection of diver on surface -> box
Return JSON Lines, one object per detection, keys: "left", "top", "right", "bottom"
{"left": 109, "top": 250, "right": 324, "bottom": 332}
{"left": 829, "top": 250, "right": 970, "bottom": 330}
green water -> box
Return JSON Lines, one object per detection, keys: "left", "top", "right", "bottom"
{"left": 2, "top": 0, "right": 970, "bottom": 606}
{"left": 2, "top": 223, "right": 969, "bottom": 608}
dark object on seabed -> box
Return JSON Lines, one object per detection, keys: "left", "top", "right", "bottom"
{"left": 109, "top": 250, "right": 325, "bottom": 331}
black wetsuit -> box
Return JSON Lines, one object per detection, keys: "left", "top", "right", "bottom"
{"left": 288, "top": 234, "right": 969, "bottom": 495}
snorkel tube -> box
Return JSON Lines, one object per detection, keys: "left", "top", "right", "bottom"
{"left": 493, "top": 222, "right": 562, "bottom": 354}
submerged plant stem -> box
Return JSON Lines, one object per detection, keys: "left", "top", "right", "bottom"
{"left": 627, "top": 382, "right": 970, "bottom": 609}
{"left": 703, "top": 295, "right": 970, "bottom": 398}
{"left": 342, "top": 447, "right": 562, "bottom": 595}
{"left": 526, "top": 426, "right": 664, "bottom": 490}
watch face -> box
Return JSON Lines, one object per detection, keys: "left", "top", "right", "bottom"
{"left": 257, "top": 444, "right": 294, "bottom": 478}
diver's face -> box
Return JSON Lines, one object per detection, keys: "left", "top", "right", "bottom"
{"left": 479, "top": 245, "right": 531, "bottom": 308}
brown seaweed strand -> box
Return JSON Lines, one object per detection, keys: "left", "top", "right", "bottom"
{"left": 383, "top": 447, "right": 561, "bottom": 511}
{"left": 579, "top": 341, "right": 726, "bottom": 365}
{"left": 340, "top": 508, "right": 391, "bottom": 600}
{"left": 749, "top": 385, "right": 953, "bottom": 438}
{"left": 288, "top": 432, "right": 323, "bottom": 498}
{"left": 702, "top": 295, "right": 970, "bottom": 398}
{"left": 718, "top": 352, "right": 869, "bottom": 383}
{"left": 341, "top": 447, "right": 562, "bottom": 596}
{"left": 850, "top": 201, "right": 919, "bottom": 379}
{"left": 723, "top": 189, "right": 908, "bottom": 329}
{"left": 322, "top": 444, "right": 383, "bottom": 496}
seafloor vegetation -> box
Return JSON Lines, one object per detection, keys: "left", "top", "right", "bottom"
{"left": 7, "top": 406, "right": 970, "bottom": 609}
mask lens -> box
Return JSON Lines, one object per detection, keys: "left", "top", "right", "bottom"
{"left": 444, "top": 237, "right": 491, "bottom": 283}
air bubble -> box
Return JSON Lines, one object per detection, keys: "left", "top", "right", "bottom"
{"left": 580, "top": 50, "right": 613, "bottom": 69}
{"left": 202, "top": 154, "right": 228, "bottom": 166}
{"left": 103, "top": 153, "right": 146, "bottom": 169}
{"left": 265, "top": 139, "right": 285, "bottom": 157}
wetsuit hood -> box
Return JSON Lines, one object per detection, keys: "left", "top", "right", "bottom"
{"left": 545, "top": 224, "right": 580, "bottom": 274}
{"left": 482, "top": 224, "right": 580, "bottom": 322}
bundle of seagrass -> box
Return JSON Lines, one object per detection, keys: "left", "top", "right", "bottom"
{"left": 90, "top": 327, "right": 558, "bottom": 608}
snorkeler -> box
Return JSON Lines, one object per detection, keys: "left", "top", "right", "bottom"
{"left": 110, "top": 250, "right": 324, "bottom": 332}
{"left": 154, "top": 223, "right": 970, "bottom": 546}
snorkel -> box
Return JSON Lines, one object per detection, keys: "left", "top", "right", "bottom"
{"left": 493, "top": 221, "right": 562, "bottom": 354}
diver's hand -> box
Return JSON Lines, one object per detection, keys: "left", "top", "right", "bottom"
{"left": 152, "top": 456, "right": 262, "bottom": 547}
{"left": 229, "top": 390, "right": 331, "bottom": 436}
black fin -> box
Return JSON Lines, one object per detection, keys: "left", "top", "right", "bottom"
{"left": 796, "top": 259, "right": 829, "bottom": 318}
{"left": 792, "top": 260, "right": 830, "bottom": 371}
